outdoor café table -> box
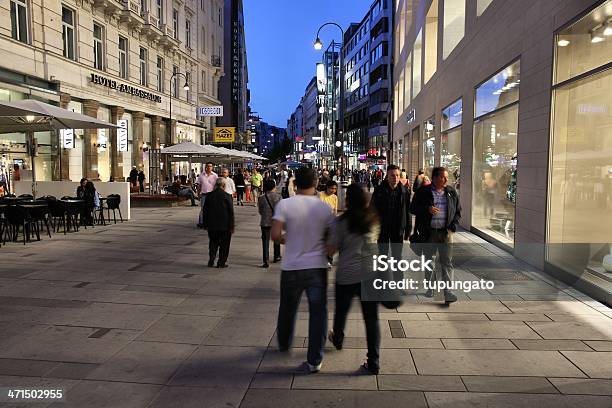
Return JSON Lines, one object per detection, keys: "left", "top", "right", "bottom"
{"left": 60, "top": 199, "right": 84, "bottom": 232}
{"left": 17, "top": 202, "right": 49, "bottom": 241}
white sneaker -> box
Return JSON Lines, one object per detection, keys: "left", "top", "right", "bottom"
{"left": 307, "top": 362, "right": 322, "bottom": 373}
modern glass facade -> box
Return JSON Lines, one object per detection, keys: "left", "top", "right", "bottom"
{"left": 547, "top": 0, "right": 612, "bottom": 290}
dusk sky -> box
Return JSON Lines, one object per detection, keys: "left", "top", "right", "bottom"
{"left": 243, "top": 0, "right": 373, "bottom": 128}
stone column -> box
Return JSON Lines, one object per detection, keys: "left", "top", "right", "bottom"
{"left": 58, "top": 93, "right": 71, "bottom": 180}
{"left": 132, "top": 112, "right": 145, "bottom": 169}
{"left": 109, "top": 106, "right": 125, "bottom": 180}
{"left": 151, "top": 115, "right": 162, "bottom": 149}
{"left": 168, "top": 119, "right": 177, "bottom": 145}
{"left": 150, "top": 115, "right": 163, "bottom": 184}
{"left": 82, "top": 99, "right": 100, "bottom": 180}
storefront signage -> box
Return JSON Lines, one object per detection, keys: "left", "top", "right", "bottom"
{"left": 232, "top": 20, "right": 242, "bottom": 103}
{"left": 97, "top": 129, "right": 107, "bottom": 151}
{"left": 406, "top": 109, "right": 416, "bottom": 124}
{"left": 214, "top": 127, "right": 235, "bottom": 143}
{"left": 61, "top": 129, "right": 74, "bottom": 149}
{"left": 90, "top": 73, "right": 162, "bottom": 103}
{"left": 198, "top": 106, "right": 223, "bottom": 117}
{"left": 117, "top": 119, "right": 128, "bottom": 152}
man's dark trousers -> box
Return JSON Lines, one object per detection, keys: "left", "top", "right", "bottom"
{"left": 277, "top": 268, "right": 327, "bottom": 366}
{"left": 423, "top": 229, "right": 453, "bottom": 283}
{"left": 208, "top": 230, "right": 231, "bottom": 266}
{"left": 261, "top": 226, "right": 280, "bottom": 264}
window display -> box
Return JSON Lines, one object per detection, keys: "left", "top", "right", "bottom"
{"left": 441, "top": 99, "right": 462, "bottom": 189}
{"left": 473, "top": 59, "right": 520, "bottom": 247}
{"left": 547, "top": 0, "right": 612, "bottom": 287}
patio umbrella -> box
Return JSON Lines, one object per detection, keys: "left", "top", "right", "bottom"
{"left": 0, "top": 99, "right": 119, "bottom": 197}
{"left": 160, "top": 142, "right": 226, "bottom": 174}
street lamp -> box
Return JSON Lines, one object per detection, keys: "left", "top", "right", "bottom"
{"left": 168, "top": 71, "right": 190, "bottom": 145}
{"left": 313, "top": 21, "right": 345, "bottom": 179}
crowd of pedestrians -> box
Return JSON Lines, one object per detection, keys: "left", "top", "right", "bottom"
{"left": 191, "top": 161, "right": 461, "bottom": 374}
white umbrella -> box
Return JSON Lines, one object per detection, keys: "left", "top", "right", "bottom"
{"left": 0, "top": 99, "right": 119, "bottom": 197}
{"left": 160, "top": 141, "right": 221, "bottom": 155}
{"left": 0, "top": 99, "right": 118, "bottom": 133}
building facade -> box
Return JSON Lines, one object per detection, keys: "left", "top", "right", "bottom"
{"left": 216, "top": 0, "right": 249, "bottom": 148}
{"left": 342, "top": 0, "right": 392, "bottom": 170}
{"left": 0, "top": 0, "right": 224, "bottom": 184}
{"left": 392, "top": 0, "right": 612, "bottom": 304}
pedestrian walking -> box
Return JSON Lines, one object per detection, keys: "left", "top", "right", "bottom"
{"left": 258, "top": 179, "right": 282, "bottom": 268}
{"left": 413, "top": 169, "right": 425, "bottom": 191}
{"left": 327, "top": 183, "right": 381, "bottom": 374}
{"left": 271, "top": 167, "right": 334, "bottom": 373}
{"left": 370, "top": 165, "right": 412, "bottom": 281}
{"left": 318, "top": 180, "right": 338, "bottom": 215}
{"left": 286, "top": 170, "right": 297, "bottom": 197}
{"left": 196, "top": 162, "right": 218, "bottom": 228}
{"left": 251, "top": 168, "right": 263, "bottom": 206}
{"left": 203, "top": 178, "right": 235, "bottom": 268}
{"left": 129, "top": 166, "right": 138, "bottom": 190}
{"left": 410, "top": 167, "right": 461, "bottom": 304}
{"left": 221, "top": 168, "right": 236, "bottom": 198}
{"left": 137, "top": 169, "right": 145, "bottom": 192}
{"left": 234, "top": 168, "right": 246, "bottom": 206}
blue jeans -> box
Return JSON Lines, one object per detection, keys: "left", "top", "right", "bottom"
{"left": 277, "top": 268, "right": 327, "bottom": 366}
{"left": 198, "top": 193, "right": 207, "bottom": 225}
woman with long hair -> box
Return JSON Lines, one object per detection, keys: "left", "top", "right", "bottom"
{"left": 327, "top": 183, "right": 381, "bottom": 374}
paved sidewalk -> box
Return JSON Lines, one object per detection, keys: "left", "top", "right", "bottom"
{"left": 0, "top": 205, "right": 610, "bottom": 408}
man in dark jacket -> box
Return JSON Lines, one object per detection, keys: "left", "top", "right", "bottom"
{"left": 203, "top": 178, "right": 235, "bottom": 268}
{"left": 410, "top": 166, "right": 461, "bottom": 304}
{"left": 370, "top": 164, "right": 412, "bottom": 281}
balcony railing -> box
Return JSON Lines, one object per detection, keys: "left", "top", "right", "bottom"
{"left": 211, "top": 55, "right": 222, "bottom": 67}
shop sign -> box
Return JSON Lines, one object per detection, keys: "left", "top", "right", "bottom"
{"left": 61, "top": 129, "right": 74, "bottom": 149}
{"left": 90, "top": 73, "right": 162, "bottom": 103}
{"left": 406, "top": 109, "right": 416, "bottom": 124}
{"left": 117, "top": 119, "right": 128, "bottom": 152}
{"left": 97, "top": 129, "right": 107, "bottom": 151}
{"left": 214, "top": 127, "right": 235, "bottom": 143}
{"left": 198, "top": 106, "right": 224, "bottom": 117}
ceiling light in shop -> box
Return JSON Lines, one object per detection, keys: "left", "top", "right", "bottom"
{"left": 591, "top": 26, "right": 605, "bottom": 43}
{"left": 604, "top": 22, "right": 612, "bottom": 36}
{"left": 557, "top": 39, "right": 570, "bottom": 47}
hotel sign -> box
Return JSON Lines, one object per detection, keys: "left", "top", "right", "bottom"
{"left": 117, "top": 119, "right": 128, "bottom": 152}
{"left": 90, "top": 73, "right": 162, "bottom": 103}
{"left": 61, "top": 129, "right": 74, "bottom": 149}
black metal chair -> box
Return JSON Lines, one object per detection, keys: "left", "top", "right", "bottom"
{"left": 4, "top": 205, "right": 36, "bottom": 244}
{"left": 106, "top": 194, "right": 123, "bottom": 224}
{"left": 0, "top": 205, "right": 8, "bottom": 246}
{"left": 48, "top": 199, "right": 68, "bottom": 234}
{"left": 17, "top": 194, "right": 33, "bottom": 200}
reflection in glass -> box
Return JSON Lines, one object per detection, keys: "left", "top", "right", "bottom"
{"left": 547, "top": 68, "right": 612, "bottom": 280}
{"left": 472, "top": 104, "right": 518, "bottom": 246}
{"left": 441, "top": 128, "right": 461, "bottom": 190}
{"left": 412, "top": 30, "right": 422, "bottom": 98}
{"left": 442, "top": 98, "right": 462, "bottom": 131}
{"left": 554, "top": 0, "right": 612, "bottom": 84}
{"left": 475, "top": 60, "right": 520, "bottom": 118}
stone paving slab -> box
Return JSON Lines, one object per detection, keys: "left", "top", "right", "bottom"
{"left": 378, "top": 374, "right": 466, "bottom": 391}
{"left": 412, "top": 349, "right": 586, "bottom": 377}
{"left": 561, "top": 351, "right": 612, "bottom": 378}
{"left": 424, "top": 391, "right": 612, "bottom": 408}
{"left": 147, "top": 386, "right": 246, "bottom": 408}
{"left": 548, "top": 378, "right": 612, "bottom": 395}
{"left": 240, "top": 389, "right": 428, "bottom": 408}
{"left": 402, "top": 320, "right": 541, "bottom": 339}
{"left": 461, "top": 376, "right": 558, "bottom": 393}
{"left": 511, "top": 339, "right": 592, "bottom": 351}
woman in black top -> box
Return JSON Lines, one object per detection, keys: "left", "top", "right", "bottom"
{"left": 76, "top": 178, "right": 96, "bottom": 225}
{"left": 234, "top": 168, "right": 246, "bottom": 206}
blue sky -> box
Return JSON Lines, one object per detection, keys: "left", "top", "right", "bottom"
{"left": 243, "top": 0, "right": 372, "bottom": 128}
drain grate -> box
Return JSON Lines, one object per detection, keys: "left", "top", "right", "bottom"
{"left": 88, "top": 328, "right": 111, "bottom": 339}
{"left": 389, "top": 320, "right": 406, "bottom": 338}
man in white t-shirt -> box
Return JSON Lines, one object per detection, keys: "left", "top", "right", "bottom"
{"left": 272, "top": 167, "right": 334, "bottom": 373}
{"left": 221, "top": 168, "right": 236, "bottom": 197}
